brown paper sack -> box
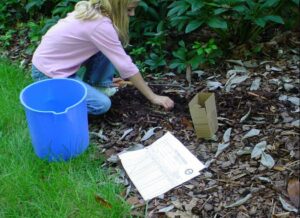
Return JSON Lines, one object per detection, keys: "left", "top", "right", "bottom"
{"left": 188, "top": 92, "right": 218, "bottom": 138}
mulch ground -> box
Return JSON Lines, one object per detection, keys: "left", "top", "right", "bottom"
{"left": 87, "top": 31, "right": 300, "bottom": 218}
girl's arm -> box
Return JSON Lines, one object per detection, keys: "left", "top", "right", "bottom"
{"left": 129, "top": 73, "right": 174, "bottom": 110}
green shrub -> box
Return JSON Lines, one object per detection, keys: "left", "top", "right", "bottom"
{"left": 1, "top": 0, "right": 299, "bottom": 77}
{"left": 170, "top": 39, "right": 222, "bottom": 73}
{"left": 167, "top": 0, "right": 299, "bottom": 46}
{"left": 0, "top": 0, "right": 26, "bottom": 34}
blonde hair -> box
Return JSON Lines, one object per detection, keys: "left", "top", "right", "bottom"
{"left": 74, "top": 0, "right": 139, "bottom": 47}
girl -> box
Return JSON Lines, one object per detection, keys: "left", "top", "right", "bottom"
{"left": 31, "top": 0, "right": 174, "bottom": 115}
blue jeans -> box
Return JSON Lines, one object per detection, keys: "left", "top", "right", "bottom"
{"left": 31, "top": 52, "right": 115, "bottom": 115}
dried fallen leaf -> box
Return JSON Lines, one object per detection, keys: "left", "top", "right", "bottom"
{"left": 193, "top": 70, "right": 205, "bottom": 78}
{"left": 163, "top": 89, "right": 185, "bottom": 94}
{"left": 272, "top": 212, "right": 290, "bottom": 218}
{"left": 280, "top": 130, "right": 299, "bottom": 136}
{"left": 250, "top": 77, "right": 261, "bottom": 91}
{"left": 260, "top": 151, "right": 275, "bottom": 169}
{"left": 236, "top": 147, "right": 252, "bottom": 156}
{"left": 119, "top": 128, "right": 133, "bottom": 141}
{"left": 271, "top": 66, "right": 282, "bottom": 71}
{"left": 291, "top": 119, "right": 300, "bottom": 128}
{"left": 225, "top": 74, "right": 249, "bottom": 92}
{"left": 215, "top": 143, "right": 230, "bottom": 158}
{"left": 181, "top": 117, "right": 193, "bottom": 130}
{"left": 279, "top": 95, "right": 300, "bottom": 106}
{"left": 225, "top": 59, "right": 244, "bottom": 66}
{"left": 158, "top": 205, "right": 175, "bottom": 213}
{"left": 90, "top": 129, "right": 109, "bottom": 141}
{"left": 107, "top": 154, "right": 119, "bottom": 163}
{"left": 287, "top": 97, "right": 300, "bottom": 106}
{"left": 257, "top": 176, "right": 272, "bottom": 183}
{"left": 279, "top": 196, "right": 298, "bottom": 213}
{"left": 251, "top": 141, "right": 267, "bottom": 159}
{"left": 242, "top": 129, "right": 260, "bottom": 140}
{"left": 273, "top": 166, "right": 286, "bottom": 171}
{"left": 95, "top": 195, "right": 112, "bottom": 209}
{"left": 284, "top": 83, "right": 295, "bottom": 92}
{"left": 240, "top": 107, "right": 251, "bottom": 123}
{"left": 281, "top": 76, "right": 293, "bottom": 83}
{"left": 224, "top": 193, "right": 252, "bottom": 208}
{"left": 205, "top": 159, "right": 215, "bottom": 168}
{"left": 141, "top": 127, "right": 161, "bottom": 141}
{"left": 207, "top": 80, "right": 223, "bottom": 90}
{"left": 223, "top": 128, "right": 232, "bottom": 143}
{"left": 287, "top": 178, "right": 300, "bottom": 208}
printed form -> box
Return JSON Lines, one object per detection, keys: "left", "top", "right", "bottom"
{"left": 119, "top": 132, "right": 206, "bottom": 200}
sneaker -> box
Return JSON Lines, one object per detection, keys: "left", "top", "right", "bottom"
{"left": 97, "top": 87, "right": 119, "bottom": 97}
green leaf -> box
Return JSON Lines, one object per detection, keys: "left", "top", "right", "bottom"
{"left": 185, "top": 20, "right": 204, "bottom": 33}
{"left": 292, "top": 0, "right": 299, "bottom": 6}
{"left": 167, "top": 2, "right": 190, "bottom": 16}
{"left": 169, "top": 62, "right": 181, "bottom": 69}
{"left": 168, "top": 1, "right": 181, "bottom": 9}
{"left": 178, "top": 40, "right": 185, "bottom": 48}
{"left": 189, "top": 55, "right": 202, "bottom": 69}
{"left": 157, "top": 59, "right": 167, "bottom": 66}
{"left": 265, "top": 15, "right": 284, "bottom": 24}
{"left": 232, "top": 5, "right": 248, "bottom": 12}
{"left": 211, "top": 44, "right": 218, "bottom": 50}
{"left": 156, "top": 21, "right": 164, "bottom": 32}
{"left": 187, "top": 0, "right": 205, "bottom": 11}
{"left": 255, "top": 17, "right": 267, "bottom": 27}
{"left": 25, "top": 0, "right": 45, "bottom": 12}
{"left": 246, "top": 0, "right": 256, "bottom": 9}
{"left": 138, "top": 1, "right": 148, "bottom": 10}
{"left": 204, "top": 47, "right": 213, "bottom": 54}
{"left": 255, "top": 15, "right": 284, "bottom": 27}
{"left": 214, "top": 8, "right": 228, "bottom": 15}
{"left": 148, "top": 7, "right": 161, "bottom": 21}
{"left": 178, "top": 21, "right": 187, "bottom": 31}
{"left": 172, "top": 49, "right": 186, "bottom": 60}
{"left": 196, "top": 49, "right": 204, "bottom": 56}
{"left": 169, "top": 16, "right": 189, "bottom": 29}
{"left": 262, "top": 0, "right": 280, "bottom": 8}
{"left": 207, "top": 17, "right": 228, "bottom": 29}
{"left": 149, "top": 53, "right": 159, "bottom": 59}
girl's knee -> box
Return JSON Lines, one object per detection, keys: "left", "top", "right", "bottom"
{"left": 101, "top": 98, "right": 111, "bottom": 113}
{"left": 88, "top": 97, "right": 111, "bottom": 115}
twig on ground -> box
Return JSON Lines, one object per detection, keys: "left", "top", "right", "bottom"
{"left": 271, "top": 199, "right": 276, "bottom": 215}
{"left": 247, "top": 91, "right": 268, "bottom": 100}
{"left": 198, "top": 195, "right": 212, "bottom": 212}
{"left": 148, "top": 83, "right": 187, "bottom": 88}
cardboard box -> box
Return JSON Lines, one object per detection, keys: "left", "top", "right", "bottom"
{"left": 188, "top": 92, "right": 218, "bottom": 138}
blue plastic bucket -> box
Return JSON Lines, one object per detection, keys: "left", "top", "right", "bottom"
{"left": 20, "top": 78, "right": 89, "bottom": 161}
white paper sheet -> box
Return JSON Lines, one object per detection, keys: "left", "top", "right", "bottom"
{"left": 119, "top": 132, "right": 206, "bottom": 200}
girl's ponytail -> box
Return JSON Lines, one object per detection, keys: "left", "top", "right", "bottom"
{"left": 74, "top": 0, "right": 111, "bottom": 20}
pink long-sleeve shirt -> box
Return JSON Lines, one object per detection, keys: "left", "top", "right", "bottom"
{"left": 32, "top": 13, "right": 139, "bottom": 79}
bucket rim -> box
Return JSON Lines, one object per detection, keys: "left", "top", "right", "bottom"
{"left": 20, "top": 78, "right": 87, "bottom": 115}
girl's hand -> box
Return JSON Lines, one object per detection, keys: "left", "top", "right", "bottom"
{"left": 128, "top": 73, "right": 174, "bottom": 110}
{"left": 150, "top": 95, "right": 174, "bottom": 110}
